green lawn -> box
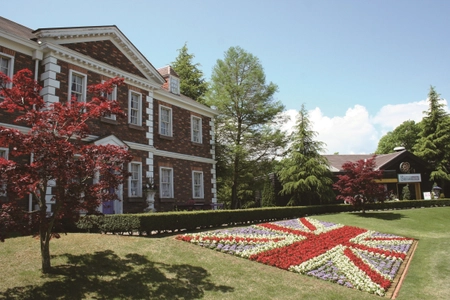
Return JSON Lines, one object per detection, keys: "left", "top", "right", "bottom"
{"left": 0, "top": 207, "right": 449, "bottom": 299}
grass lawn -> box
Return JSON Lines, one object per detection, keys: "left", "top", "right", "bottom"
{"left": 0, "top": 206, "right": 449, "bottom": 299}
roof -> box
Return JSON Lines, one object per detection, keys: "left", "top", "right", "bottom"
{"left": 323, "top": 151, "right": 406, "bottom": 172}
{"left": 157, "top": 66, "right": 179, "bottom": 78}
{"left": 0, "top": 16, "right": 36, "bottom": 40}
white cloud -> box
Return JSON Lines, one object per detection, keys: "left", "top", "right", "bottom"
{"left": 309, "top": 105, "right": 378, "bottom": 154}
{"left": 371, "top": 100, "right": 428, "bottom": 130}
{"left": 280, "top": 100, "right": 450, "bottom": 155}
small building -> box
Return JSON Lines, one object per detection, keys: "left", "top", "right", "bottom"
{"left": 324, "top": 149, "right": 433, "bottom": 200}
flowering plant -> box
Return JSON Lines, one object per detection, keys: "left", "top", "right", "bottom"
{"left": 143, "top": 177, "right": 157, "bottom": 192}
{"left": 176, "top": 217, "right": 414, "bottom": 296}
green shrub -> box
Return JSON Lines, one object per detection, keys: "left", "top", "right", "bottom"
{"left": 76, "top": 199, "right": 450, "bottom": 235}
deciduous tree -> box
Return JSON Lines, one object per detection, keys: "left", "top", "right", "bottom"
{"left": 375, "top": 120, "right": 420, "bottom": 154}
{"left": 277, "top": 105, "right": 334, "bottom": 205}
{"left": 0, "top": 69, "right": 132, "bottom": 273}
{"left": 333, "top": 156, "right": 385, "bottom": 213}
{"left": 206, "top": 46, "right": 287, "bottom": 209}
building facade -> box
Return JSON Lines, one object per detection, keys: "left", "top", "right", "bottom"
{"left": 324, "top": 149, "right": 433, "bottom": 200}
{"left": 0, "top": 17, "right": 217, "bottom": 213}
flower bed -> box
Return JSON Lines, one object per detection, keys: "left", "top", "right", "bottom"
{"left": 176, "top": 217, "right": 415, "bottom": 296}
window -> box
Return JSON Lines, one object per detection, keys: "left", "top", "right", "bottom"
{"left": 169, "top": 76, "right": 179, "bottom": 95}
{"left": 0, "top": 53, "right": 14, "bottom": 95}
{"left": 68, "top": 70, "right": 86, "bottom": 103}
{"left": 128, "top": 91, "right": 142, "bottom": 126}
{"left": 0, "top": 148, "right": 8, "bottom": 196}
{"left": 192, "top": 171, "right": 204, "bottom": 199}
{"left": 128, "top": 162, "right": 142, "bottom": 197}
{"left": 191, "top": 116, "right": 202, "bottom": 143}
{"left": 102, "top": 81, "right": 117, "bottom": 120}
{"left": 159, "top": 106, "right": 172, "bottom": 136}
{"left": 160, "top": 167, "right": 173, "bottom": 198}
{"left": 0, "top": 56, "right": 12, "bottom": 76}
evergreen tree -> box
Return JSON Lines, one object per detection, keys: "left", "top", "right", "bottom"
{"left": 413, "top": 86, "right": 450, "bottom": 187}
{"left": 171, "top": 43, "right": 208, "bottom": 103}
{"left": 277, "top": 105, "right": 334, "bottom": 206}
{"left": 206, "top": 46, "right": 287, "bottom": 209}
{"left": 402, "top": 184, "right": 411, "bottom": 200}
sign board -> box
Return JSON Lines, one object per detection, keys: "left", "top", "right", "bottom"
{"left": 398, "top": 173, "right": 421, "bottom": 183}
{"left": 423, "top": 192, "right": 432, "bottom": 200}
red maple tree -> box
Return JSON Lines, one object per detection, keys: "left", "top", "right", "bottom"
{"left": 333, "top": 155, "right": 386, "bottom": 213}
{"left": 0, "top": 69, "right": 132, "bottom": 273}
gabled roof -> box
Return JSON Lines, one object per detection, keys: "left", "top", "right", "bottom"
{"left": 0, "top": 16, "right": 36, "bottom": 40}
{"left": 323, "top": 150, "right": 409, "bottom": 172}
{"left": 32, "top": 25, "right": 165, "bottom": 86}
{"left": 0, "top": 16, "right": 165, "bottom": 87}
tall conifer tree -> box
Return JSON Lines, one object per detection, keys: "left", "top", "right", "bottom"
{"left": 277, "top": 105, "right": 334, "bottom": 205}
{"left": 413, "top": 86, "right": 450, "bottom": 187}
{"left": 171, "top": 43, "right": 208, "bottom": 103}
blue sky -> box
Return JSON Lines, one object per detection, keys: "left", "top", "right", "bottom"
{"left": 3, "top": 0, "right": 450, "bottom": 153}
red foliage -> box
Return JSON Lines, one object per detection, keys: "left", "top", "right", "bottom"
{"left": 332, "top": 156, "right": 386, "bottom": 209}
{"left": 0, "top": 69, "right": 132, "bottom": 270}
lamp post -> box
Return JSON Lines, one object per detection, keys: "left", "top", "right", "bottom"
{"left": 432, "top": 185, "right": 442, "bottom": 199}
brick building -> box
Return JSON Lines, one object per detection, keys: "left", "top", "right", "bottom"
{"left": 0, "top": 17, "right": 218, "bottom": 213}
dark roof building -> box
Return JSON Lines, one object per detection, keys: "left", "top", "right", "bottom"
{"left": 324, "top": 149, "right": 433, "bottom": 200}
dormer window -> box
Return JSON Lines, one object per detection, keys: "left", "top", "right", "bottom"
{"left": 169, "top": 75, "right": 179, "bottom": 95}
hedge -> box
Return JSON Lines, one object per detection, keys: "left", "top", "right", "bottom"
{"left": 76, "top": 199, "right": 450, "bottom": 235}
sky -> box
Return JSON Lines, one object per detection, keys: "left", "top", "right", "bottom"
{"left": 3, "top": 0, "right": 450, "bottom": 154}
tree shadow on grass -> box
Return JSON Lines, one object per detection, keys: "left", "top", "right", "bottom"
{"left": 0, "top": 250, "right": 234, "bottom": 300}
{"left": 353, "top": 212, "right": 407, "bottom": 221}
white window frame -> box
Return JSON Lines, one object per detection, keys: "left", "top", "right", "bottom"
{"left": 192, "top": 171, "right": 204, "bottom": 199}
{"left": 0, "top": 53, "right": 14, "bottom": 95}
{"left": 128, "top": 90, "right": 142, "bottom": 126}
{"left": 68, "top": 70, "right": 87, "bottom": 103}
{"left": 160, "top": 167, "right": 173, "bottom": 198}
{"left": 169, "top": 75, "right": 179, "bottom": 95}
{"left": 159, "top": 105, "right": 172, "bottom": 136}
{"left": 0, "top": 147, "right": 9, "bottom": 196}
{"left": 102, "top": 80, "right": 117, "bottom": 120}
{"left": 191, "top": 116, "right": 202, "bottom": 143}
{"left": 128, "top": 162, "right": 142, "bottom": 197}
{"left": 0, "top": 53, "right": 14, "bottom": 78}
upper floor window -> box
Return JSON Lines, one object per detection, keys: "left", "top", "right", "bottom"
{"left": 0, "top": 53, "right": 14, "bottom": 94}
{"left": 169, "top": 76, "right": 179, "bottom": 95}
{"left": 128, "top": 162, "right": 142, "bottom": 197}
{"left": 128, "top": 91, "right": 142, "bottom": 126}
{"left": 0, "top": 55, "right": 12, "bottom": 77}
{"left": 102, "top": 80, "right": 117, "bottom": 120}
{"left": 191, "top": 116, "right": 202, "bottom": 143}
{"left": 192, "top": 171, "right": 204, "bottom": 199}
{"left": 160, "top": 167, "right": 173, "bottom": 198}
{"left": 69, "top": 70, "right": 87, "bottom": 103}
{"left": 159, "top": 106, "right": 172, "bottom": 136}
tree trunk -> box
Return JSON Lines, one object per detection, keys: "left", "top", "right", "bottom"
{"left": 40, "top": 222, "right": 52, "bottom": 273}
{"left": 231, "top": 154, "right": 240, "bottom": 209}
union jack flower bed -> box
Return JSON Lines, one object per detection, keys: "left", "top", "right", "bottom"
{"left": 176, "top": 217, "right": 416, "bottom": 297}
